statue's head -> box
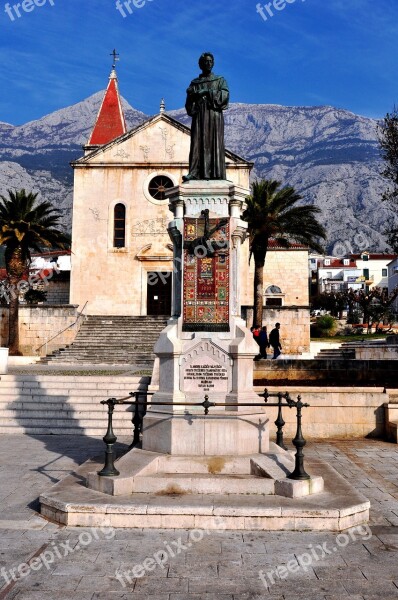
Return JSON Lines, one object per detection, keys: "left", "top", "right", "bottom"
{"left": 199, "top": 52, "right": 214, "bottom": 72}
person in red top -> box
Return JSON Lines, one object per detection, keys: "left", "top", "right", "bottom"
{"left": 252, "top": 326, "right": 260, "bottom": 344}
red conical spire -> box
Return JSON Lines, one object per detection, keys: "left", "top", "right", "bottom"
{"left": 88, "top": 68, "right": 127, "bottom": 146}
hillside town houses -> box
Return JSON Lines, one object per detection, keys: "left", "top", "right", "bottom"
{"left": 310, "top": 251, "right": 398, "bottom": 299}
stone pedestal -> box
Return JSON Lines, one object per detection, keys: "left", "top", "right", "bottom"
{"left": 142, "top": 181, "right": 269, "bottom": 456}
{"left": 0, "top": 348, "right": 8, "bottom": 374}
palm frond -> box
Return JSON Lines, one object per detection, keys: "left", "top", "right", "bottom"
{"left": 0, "top": 189, "right": 70, "bottom": 269}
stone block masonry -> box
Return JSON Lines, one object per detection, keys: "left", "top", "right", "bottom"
{"left": 45, "top": 281, "right": 70, "bottom": 305}
{"left": 254, "top": 357, "right": 398, "bottom": 387}
{"left": 243, "top": 306, "right": 310, "bottom": 354}
{"left": 259, "top": 386, "right": 388, "bottom": 439}
{"left": 0, "top": 305, "right": 79, "bottom": 356}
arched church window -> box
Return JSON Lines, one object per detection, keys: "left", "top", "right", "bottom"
{"left": 148, "top": 175, "right": 174, "bottom": 201}
{"left": 265, "top": 285, "right": 283, "bottom": 307}
{"left": 114, "top": 203, "right": 126, "bottom": 248}
{"left": 265, "top": 285, "right": 282, "bottom": 294}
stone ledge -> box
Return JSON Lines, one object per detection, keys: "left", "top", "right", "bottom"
{"left": 275, "top": 476, "right": 324, "bottom": 498}
{"left": 39, "top": 456, "right": 370, "bottom": 532}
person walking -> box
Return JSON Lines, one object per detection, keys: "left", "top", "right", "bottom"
{"left": 259, "top": 326, "right": 269, "bottom": 359}
{"left": 269, "top": 323, "right": 282, "bottom": 359}
{"left": 252, "top": 326, "right": 260, "bottom": 346}
{"left": 252, "top": 325, "right": 261, "bottom": 360}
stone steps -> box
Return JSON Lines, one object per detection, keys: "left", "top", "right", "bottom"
{"left": 0, "top": 374, "right": 149, "bottom": 435}
{"left": 314, "top": 340, "right": 388, "bottom": 360}
{"left": 315, "top": 346, "right": 356, "bottom": 360}
{"left": 41, "top": 315, "right": 168, "bottom": 365}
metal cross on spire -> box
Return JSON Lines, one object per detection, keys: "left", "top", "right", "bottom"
{"left": 110, "top": 49, "right": 120, "bottom": 70}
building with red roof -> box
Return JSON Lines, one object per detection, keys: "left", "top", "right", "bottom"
{"left": 86, "top": 68, "right": 126, "bottom": 151}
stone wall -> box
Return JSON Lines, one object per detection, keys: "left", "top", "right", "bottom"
{"left": 240, "top": 249, "right": 309, "bottom": 308}
{"left": 0, "top": 305, "right": 80, "bottom": 356}
{"left": 45, "top": 281, "right": 70, "bottom": 305}
{"left": 260, "top": 386, "right": 387, "bottom": 439}
{"left": 355, "top": 345, "right": 398, "bottom": 360}
{"left": 254, "top": 358, "right": 398, "bottom": 387}
{"left": 243, "top": 306, "right": 310, "bottom": 354}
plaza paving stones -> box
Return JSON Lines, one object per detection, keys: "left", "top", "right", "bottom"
{"left": 0, "top": 436, "right": 397, "bottom": 598}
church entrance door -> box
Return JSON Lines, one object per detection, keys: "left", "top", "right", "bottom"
{"left": 147, "top": 272, "right": 172, "bottom": 316}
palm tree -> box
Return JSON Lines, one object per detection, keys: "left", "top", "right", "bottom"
{"left": 242, "top": 180, "right": 326, "bottom": 327}
{"left": 0, "top": 189, "right": 70, "bottom": 355}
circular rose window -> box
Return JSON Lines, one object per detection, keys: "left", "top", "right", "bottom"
{"left": 148, "top": 175, "right": 174, "bottom": 201}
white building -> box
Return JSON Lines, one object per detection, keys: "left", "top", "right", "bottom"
{"left": 349, "top": 252, "right": 397, "bottom": 291}
{"left": 387, "top": 257, "right": 398, "bottom": 313}
{"left": 316, "top": 257, "right": 363, "bottom": 294}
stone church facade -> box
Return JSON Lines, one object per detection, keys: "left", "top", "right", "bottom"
{"left": 70, "top": 69, "right": 310, "bottom": 354}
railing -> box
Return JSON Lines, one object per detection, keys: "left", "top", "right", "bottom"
{"left": 98, "top": 388, "right": 310, "bottom": 482}
{"left": 36, "top": 300, "right": 88, "bottom": 355}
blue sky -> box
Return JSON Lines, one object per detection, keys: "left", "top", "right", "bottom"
{"left": 1, "top": 0, "right": 398, "bottom": 125}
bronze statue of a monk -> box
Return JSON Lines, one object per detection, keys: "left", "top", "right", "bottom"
{"left": 183, "top": 53, "right": 229, "bottom": 181}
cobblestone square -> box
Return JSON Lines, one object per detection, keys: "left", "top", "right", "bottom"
{"left": 0, "top": 435, "right": 397, "bottom": 599}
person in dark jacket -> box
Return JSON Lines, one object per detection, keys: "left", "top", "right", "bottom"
{"left": 269, "top": 323, "right": 282, "bottom": 359}
{"left": 259, "top": 326, "right": 269, "bottom": 359}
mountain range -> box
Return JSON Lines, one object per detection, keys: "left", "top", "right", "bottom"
{"left": 0, "top": 93, "right": 392, "bottom": 254}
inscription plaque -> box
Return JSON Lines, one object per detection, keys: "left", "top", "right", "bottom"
{"left": 183, "top": 356, "right": 229, "bottom": 394}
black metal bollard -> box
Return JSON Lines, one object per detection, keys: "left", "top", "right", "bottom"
{"left": 261, "top": 388, "right": 288, "bottom": 450}
{"left": 98, "top": 398, "right": 120, "bottom": 477}
{"left": 288, "top": 395, "right": 310, "bottom": 481}
{"left": 275, "top": 392, "right": 288, "bottom": 451}
{"left": 130, "top": 391, "right": 148, "bottom": 447}
{"left": 202, "top": 394, "right": 216, "bottom": 415}
{"left": 130, "top": 392, "right": 141, "bottom": 447}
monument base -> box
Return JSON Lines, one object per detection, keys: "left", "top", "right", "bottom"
{"left": 87, "top": 444, "right": 303, "bottom": 496}
{"left": 146, "top": 315, "right": 266, "bottom": 455}
{"left": 142, "top": 411, "right": 269, "bottom": 455}
{"left": 40, "top": 446, "right": 369, "bottom": 532}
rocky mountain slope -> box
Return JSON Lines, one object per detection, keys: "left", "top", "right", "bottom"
{"left": 0, "top": 93, "right": 147, "bottom": 230}
{"left": 0, "top": 94, "right": 391, "bottom": 253}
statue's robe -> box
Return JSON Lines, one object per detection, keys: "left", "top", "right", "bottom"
{"left": 185, "top": 73, "right": 229, "bottom": 180}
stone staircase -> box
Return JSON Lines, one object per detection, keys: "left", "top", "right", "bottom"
{"left": 0, "top": 374, "right": 149, "bottom": 435}
{"left": 41, "top": 315, "right": 168, "bottom": 365}
{"left": 315, "top": 343, "right": 357, "bottom": 360}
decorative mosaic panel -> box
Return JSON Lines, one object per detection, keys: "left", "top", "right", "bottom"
{"left": 183, "top": 217, "right": 229, "bottom": 332}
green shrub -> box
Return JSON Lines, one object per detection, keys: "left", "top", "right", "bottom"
{"left": 311, "top": 314, "right": 337, "bottom": 338}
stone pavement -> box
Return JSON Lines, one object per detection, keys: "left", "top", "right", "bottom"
{"left": 0, "top": 435, "right": 397, "bottom": 599}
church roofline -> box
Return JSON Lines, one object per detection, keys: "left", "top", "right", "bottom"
{"left": 72, "top": 112, "right": 253, "bottom": 167}
{"left": 86, "top": 68, "right": 127, "bottom": 147}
